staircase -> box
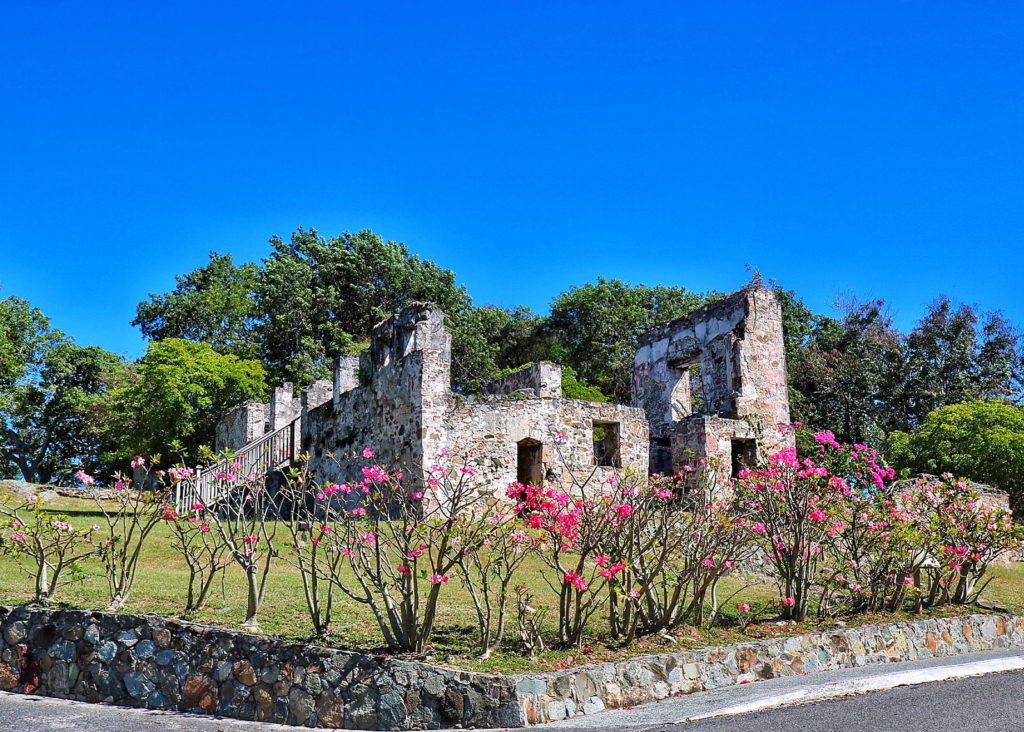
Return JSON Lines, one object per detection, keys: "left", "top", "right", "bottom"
{"left": 174, "top": 418, "right": 299, "bottom": 511}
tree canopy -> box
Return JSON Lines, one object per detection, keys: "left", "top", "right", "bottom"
{"left": 0, "top": 296, "right": 128, "bottom": 482}
{"left": 103, "top": 338, "right": 266, "bottom": 467}
{"left": 132, "top": 252, "right": 261, "bottom": 361}
{"left": 885, "top": 400, "right": 1024, "bottom": 512}
{"left": 543, "top": 278, "right": 715, "bottom": 404}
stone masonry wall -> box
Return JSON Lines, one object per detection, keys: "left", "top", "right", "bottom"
{"left": 1, "top": 606, "right": 1019, "bottom": 729}
{"left": 271, "top": 383, "right": 301, "bottom": 432}
{"left": 442, "top": 395, "right": 648, "bottom": 503}
{"left": 0, "top": 605, "right": 518, "bottom": 729}
{"left": 303, "top": 305, "right": 647, "bottom": 506}
{"left": 215, "top": 401, "right": 269, "bottom": 452}
{"left": 511, "top": 612, "right": 1024, "bottom": 724}
{"left": 633, "top": 286, "right": 793, "bottom": 474}
{"left": 303, "top": 305, "right": 451, "bottom": 497}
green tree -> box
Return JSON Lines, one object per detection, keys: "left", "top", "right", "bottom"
{"left": 106, "top": 339, "right": 266, "bottom": 467}
{"left": 544, "top": 278, "right": 714, "bottom": 404}
{"left": 255, "top": 228, "right": 473, "bottom": 386}
{"left": 902, "top": 297, "right": 1023, "bottom": 427}
{"left": 448, "top": 305, "right": 549, "bottom": 393}
{"left": 789, "top": 299, "right": 906, "bottom": 444}
{"left": 885, "top": 400, "right": 1024, "bottom": 512}
{"left": 0, "top": 296, "right": 127, "bottom": 482}
{"left": 132, "top": 252, "right": 261, "bottom": 361}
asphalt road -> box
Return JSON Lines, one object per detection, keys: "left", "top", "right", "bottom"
{"left": 656, "top": 670, "right": 1024, "bottom": 732}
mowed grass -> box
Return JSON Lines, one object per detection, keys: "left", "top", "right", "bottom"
{"left": 1, "top": 496, "right": 1022, "bottom": 674}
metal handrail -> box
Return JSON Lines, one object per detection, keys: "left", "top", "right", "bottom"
{"left": 175, "top": 418, "right": 297, "bottom": 510}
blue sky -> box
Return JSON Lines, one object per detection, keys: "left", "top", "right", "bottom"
{"left": 2, "top": 1, "right": 1022, "bottom": 358}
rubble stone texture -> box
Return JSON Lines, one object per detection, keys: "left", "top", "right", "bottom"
{"left": 215, "top": 286, "right": 794, "bottom": 504}
{"left": 1, "top": 605, "right": 1019, "bottom": 728}
{"left": 302, "top": 305, "right": 649, "bottom": 504}
{"left": 214, "top": 401, "right": 269, "bottom": 452}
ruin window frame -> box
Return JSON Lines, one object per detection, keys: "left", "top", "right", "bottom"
{"left": 592, "top": 420, "right": 622, "bottom": 468}
{"left": 516, "top": 438, "right": 545, "bottom": 486}
{"left": 730, "top": 437, "right": 757, "bottom": 478}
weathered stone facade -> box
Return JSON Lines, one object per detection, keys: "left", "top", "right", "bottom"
{"left": 1, "top": 605, "right": 1019, "bottom": 729}
{"left": 301, "top": 306, "right": 649, "bottom": 502}
{"left": 214, "top": 401, "right": 269, "bottom": 453}
{"left": 632, "top": 285, "right": 793, "bottom": 478}
{"left": 215, "top": 285, "right": 794, "bottom": 502}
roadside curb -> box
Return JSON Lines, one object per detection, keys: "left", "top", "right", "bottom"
{"left": 682, "top": 653, "right": 1024, "bottom": 723}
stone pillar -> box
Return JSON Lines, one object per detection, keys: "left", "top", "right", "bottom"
{"left": 333, "top": 355, "right": 360, "bottom": 405}
{"left": 271, "top": 383, "right": 300, "bottom": 432}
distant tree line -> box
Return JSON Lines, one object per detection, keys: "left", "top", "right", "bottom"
{"left": 2, "top": 227, "right": 1022, "bottom": 497}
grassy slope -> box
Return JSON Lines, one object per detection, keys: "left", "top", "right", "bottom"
{"left": 0, "top": 496, "right": 1019, "bottom": 674}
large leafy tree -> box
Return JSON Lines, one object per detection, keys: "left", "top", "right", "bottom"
{"left": 885, "top": 400, "right": 1024, "bottom": 512}
{"left": 132, "top": 252, "right": 261, "bottom": 361}
{"left": 902, "top": 297, "right": 1023, "bottom": 425}
{"left": 448, "top": 305, "right": 549, "bottom": 393}
{"left": 0, "top": 296, "right": 127, "bottom": 482}
{"left": 789, "top": 299, "right": 906, "bottom": 444}
{"left": 105, "top": 338, "right": 266, "bottom": 467}
{"left": 133, "top": 229, "right": 473, "bottom": 390}
{"left": 544, "top": 278, "right": 714, "bottom": 403}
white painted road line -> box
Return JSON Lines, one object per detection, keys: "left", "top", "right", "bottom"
{"left": 682, "top": 654, "right": 1024, "bottom": 723}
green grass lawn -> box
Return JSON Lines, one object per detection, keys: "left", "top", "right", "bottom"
{"left": 1, "top": 495, "right": 1021, "bottom": 674}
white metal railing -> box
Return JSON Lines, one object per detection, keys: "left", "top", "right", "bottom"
{"left": 175, "top": 418, "right": 298, "bottom": 511}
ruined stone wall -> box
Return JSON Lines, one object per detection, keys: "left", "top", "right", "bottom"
{"left": 441, "top": 395, "right": 648, "bottom": 501}
{"left": 303, "top": 305, "right": 451, "bottom": 496}
{"left": 487, "top": 362, "right": 563, "bottom": 399}
{"left": 332, "top": 355, "right": 360, "bottom": 398}
{"left": 214, "top": 402, "right": 269, "bottom": 452}
{"left": 301, "top": 306, "right": 645, "bottom": 504}
{"left": 633, "top": 286, "right": 793, "bottom": 473}
{"left": 269, "top": 384, "right": 301, "bottom": 432}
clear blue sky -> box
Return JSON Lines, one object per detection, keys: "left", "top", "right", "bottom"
{"left": 2, "top": 1, "right": 1022, "bottom": 359}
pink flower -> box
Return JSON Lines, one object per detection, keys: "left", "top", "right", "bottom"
{"left": 782, "top": 596, "right": 795, "bottom": 607}
{"left": 130, "top": 455, "right": 145, "bottom": 468}
{"left": 737, "top": 603, "right": 751, "bottom": 612}
{"left": 76, "top": 470, "right": 94, "bottom": 486}
{"left": 429, "top": 573, "right": 448, "bottom": 584}
{"left": 594, "top": 554, "right": 610, "bottom": 567}
{"left": 363, "top": 447, "right": 375, "bottom": 459}
{"left": 809, "top": 509, "right": 826, "bottom": 522}
{"left": 200, "top": 522, "right": 209, "bottom": 533}
{"left": 398, "top": 565, "right": 411, "bottom": 576}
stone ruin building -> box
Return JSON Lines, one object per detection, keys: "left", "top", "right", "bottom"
{"left": 632, "top": 286, "right": 794, "bottom": 480}
{"left": 210, "top": 284, "right": 793, "bottom": 506}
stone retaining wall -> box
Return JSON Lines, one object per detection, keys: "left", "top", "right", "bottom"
{"left": 0, "top": 606, "right": 1020, "bottom": 729}
{"left": 0, "top": 606, "right": 518, "bottom": 729}
{"left": 512, "top": 612, "right": 1024, "bottom": 724}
